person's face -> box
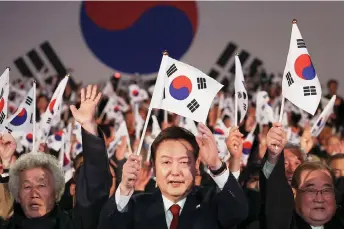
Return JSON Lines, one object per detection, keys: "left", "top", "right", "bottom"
{"left": 18, "top": 167, "right": 56, "bottom": 218}
{"left": 326, "top": 136, "right": 341, "bottom": 156}
{"left": 295, "top": 169, "right": 336, "bottom": 226}
{"left": 328, "top": 82, "right": 337, "bottom": 95}
{"left": 37, "top": 97, "right": 49, "bottom": 111}
{"left": 284, "top": 150, "right": 301, "bottom": 185}
{"left": 330, "top": 158, "right": 344, "bottom": 178}
{"left": 224, "top": 117, "right": 231, "bottom": 128}
{"left": 154, "top": 139, "right": 196, "bottom": 203}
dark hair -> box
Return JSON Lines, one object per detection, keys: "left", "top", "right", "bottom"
{"left": 327, "top": 79, "right": 338, "bottom": 88}
{"left": 150, "top": 126, "right": 199, "bottom": 163}
{"left": 328, "top": 154, "right": 344, "bottom": 165}
{"left": 291, "top": 162, "right": 336, "bottom": 189}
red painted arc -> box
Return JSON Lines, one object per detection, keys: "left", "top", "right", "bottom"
{"left": 84, "top": 1, "right": 198, "bottom": 34}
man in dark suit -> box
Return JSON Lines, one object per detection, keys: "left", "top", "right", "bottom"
{"left": 98, "top": 123, "right": 248, "bottom": 229}
{"left": 260, "top": 122, "right": 344, "bottom": 229}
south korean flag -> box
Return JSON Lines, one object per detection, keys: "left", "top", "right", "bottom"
{"left": 150, "top": 55, "right": 223, "bottom": 123}
{"left": 0, "top": 68, "right": 9, "bottom": 129}
{"left": 234, "top": 55, "right": 248, "bottom": 125}
{"left": 282, "top": 19, "right": 322, "bottom": 115}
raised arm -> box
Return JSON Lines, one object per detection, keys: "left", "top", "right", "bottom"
{"left": 259, "top": 122, "right": 294, "bottom": 229}
{"left": 70, "top": 85, "right": 112, "bottom": 229}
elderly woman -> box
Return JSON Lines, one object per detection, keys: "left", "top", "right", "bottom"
{"left": 0, "top": 85, "right": 111, "bottom": 229}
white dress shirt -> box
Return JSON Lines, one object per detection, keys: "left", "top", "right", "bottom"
{"left": 115, "top": 168, "right": 240, "bottom": 227}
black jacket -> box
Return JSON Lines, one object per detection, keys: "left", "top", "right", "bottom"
{"left": 259, "top": 152, "right": 344, "bottom": 229}
{"left": 0, "top": 127, "right": 111, "bottom": 229}
{"left": 98, "top": 173, "right": 248, "bottom": 229}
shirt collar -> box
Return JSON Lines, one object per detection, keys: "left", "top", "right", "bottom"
{"left": 161, "top": 194, "right": 187, "bottom": 214}
{"left": 310, "top": 226, "right": 324, "bottom": 229}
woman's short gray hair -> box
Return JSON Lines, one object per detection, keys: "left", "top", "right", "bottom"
{"left": 8, "top": 152, "right": 65, "bottom": 202}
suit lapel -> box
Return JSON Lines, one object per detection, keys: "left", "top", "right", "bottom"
{"left": 146, "top": 190, "right": 168, "bottom": 229}
{"left": 178, "top": 189, "right": 200, "bottom": 229}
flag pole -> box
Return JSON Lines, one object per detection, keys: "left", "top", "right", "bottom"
{"left": 164, "top": 110, "right": 168, "bottom": 123}
{"left": 278, "top": 96, "right": 285, "bottom": 123}
{"left": 135, "top": 108, "right": 152, "bottom": 155}
{"left": 234, "top": 92, "right": 238, "bottom": 126}
{"left": 136, "top": 50, "right": 168, "bottom": 156}
{"left": 32, "top": 81, "right": 37, "bottom": 152}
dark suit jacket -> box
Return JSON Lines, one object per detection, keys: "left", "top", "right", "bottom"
{"left": 98, "top": 173, "right": 248, "bottom": 229}
{"left": 0, "top": 127, "right": 111, "bottom": 229}
{"left": 259, "top": 152, "right": 344, "bottom": 229}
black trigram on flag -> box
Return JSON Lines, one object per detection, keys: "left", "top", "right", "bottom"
{"left": 243, "top": 103, "right": 247, "bottom": 111}
{"left": 286, "top": 72, "right": 294, "bottom": 86}
{"left": 297, "top": 39, "right": 306, "bottom": 48}
{"left": 303, "top": 86, "right": 317, "bottom": 96}
{"left": 46, "top": 117, "right": 52, "bottom": 124}
{"left": 197, "top": 78, "right": 207, "bottom": 89}
{"left": 166, "top": 64, "right": 177, "bottom": 77}
{"left": 5, "top": 126, "right": 12, "bottom": 134}
{"left": 26, "top": 97, "right": 33, "bottom": 106}
{"left": 187, "top": 99, "right": 200, "bottom": 113}
{"left": 0, "top": 112, "right": 5, "bottom": 124}
{"left": 30, "top": 114, "right": 33, "bottom": 124}
{"left": 14, "top": 41, "right": 67, "bottom": 79}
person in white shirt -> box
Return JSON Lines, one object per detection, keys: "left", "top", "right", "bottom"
{"left": 98, "top": 123, "right": 248, "bottom": 229}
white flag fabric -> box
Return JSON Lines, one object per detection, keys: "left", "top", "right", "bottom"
{"left": 214, "top": 119, "right": 230, "bottom": 161}
{"left": 182, "top": 118, "right": 199, "bottom": 136}
{"left": 282, "top": 21, "right": 322, "bottom": 115}
{"left": 102, "top": 96, "right": 128, "bottom": 123}
{"left": 47, "top": 130, "right": 64, "bottom": 152}
{"left": 134, "top": 103, "right": 144, "bottom": 139}
{"left": 102, "top": 81, "right": 116, "bottom": 98}
{"left": 311, "top": 95, "right": 336, "bottom": 137}
{"left": 151, "top": 115, "right": 161, "bottom": 138}
{"left": 234, "top": 55, "right": 248, "bottom": 125}
{"left": 129, "top": 84, "right": 148, "bottom": 104}
{"left": 242, "top": 126, "right": 256, "bottom": 166}
{"left": 108, "top": 121, "right": 131, "bottom": 158}
{"left": 0, "top": 68, "right": 10, "bottom": 130}
{"left": 37, "top": 77, "right": 69, "bottom": 144}
{"left": 5, "top": 84, "right": 35, "bottom": 134}
{"left": 150, "top": 55, "right": 223, "bottom": 123}
{"left": 256, "top": 91, "right": 275, "bottom": 125}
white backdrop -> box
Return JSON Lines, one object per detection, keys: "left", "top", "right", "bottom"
{"left": 0, "top": 1, "right": 343, "bottom": 95}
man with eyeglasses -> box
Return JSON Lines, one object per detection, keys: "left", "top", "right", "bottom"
{"left": 259, "top": 122, "right": 344, "bottom": 229}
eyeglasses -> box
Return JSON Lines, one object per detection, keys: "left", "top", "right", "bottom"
{"left": 297, "top": 188, "right": 335, "bottom": 199}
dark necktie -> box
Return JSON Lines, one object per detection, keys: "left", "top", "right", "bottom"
{"left": 169, "top": 204, "right": 181, "bottom": 229}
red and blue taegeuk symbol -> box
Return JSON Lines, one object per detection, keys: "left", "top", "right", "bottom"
{"left": 76, "top": 143, "right": 82, "bottom": 150}
{"left": 26, "top": 133, "right": 33, "bottom": 143}
{"left": 0, "top": 98, "right": 4, "bottom": 114}
{"left": 49, "top": 99, "right": 56, "bottom": 115}
{"left": 214, "top": 128, "right": 225, "bottom": 135}
{"left": 132, "top": 89, "right": 139, "bottom": 97}
{"left": 54, "top": 130, "right": 64, "bottom": 141}
{"left": 169, "top": 76, "right": 192, "bottom": 100}
{"left": 294, "top": 54, "right": 316, "bottom": 80}
{"left": 0, "top": 88, "right": 4, "bottom": 113}
{"left": 243, "top": 141, "right": 252, "bottom": 155}
{"left": 10, "top": 108, "right": 28, "bottom": 126}
{"left": 80, "top": 2, "right": 198, "bottom": 74}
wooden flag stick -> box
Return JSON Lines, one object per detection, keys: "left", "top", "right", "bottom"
{"left": 135, "top": 108, "right": 152, "bottom": 155}
{"left": 164, "top": 110, "right": 168, "bottom": 123}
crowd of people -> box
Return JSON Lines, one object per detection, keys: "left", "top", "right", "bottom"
{"left": 0, "top": 71, "right": 344, "bottom": 229}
